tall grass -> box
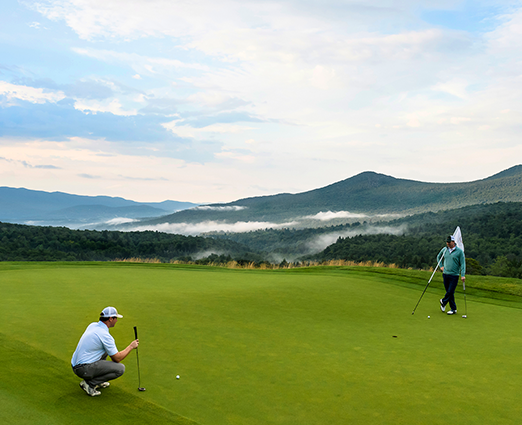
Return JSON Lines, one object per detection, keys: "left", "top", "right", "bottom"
{"left": 113, "top": 257, "right": 162, "bottom": 263}
{"left": 181, "top": 258, "right": 401, "bottom": 270}
{"left": 115, "top": 257, "right": 410, "bottom": 270}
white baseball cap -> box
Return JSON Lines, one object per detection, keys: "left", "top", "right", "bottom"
{"left": 100, "top": 306, "right": 123, "bottom": 318}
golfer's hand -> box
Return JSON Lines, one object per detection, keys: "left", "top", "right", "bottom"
{"left": 130, "top": 339, "right": 139, "bottom": 349}
{"left": 461, "top": 276, "right": 466, "bottom": 282}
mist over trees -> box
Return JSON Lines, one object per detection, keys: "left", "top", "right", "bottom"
{"left": 0, "top": 202, "right": 521, "bottom": 278}
{"left": 0, "top": 223, "right": 250, "bottom": 262}
{"left": 310, "top": 202, "right": 522, "bottom": 278}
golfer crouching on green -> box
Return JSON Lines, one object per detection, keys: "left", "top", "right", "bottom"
{"left": 71, "top": 306, "right": 139, "bottom": 396}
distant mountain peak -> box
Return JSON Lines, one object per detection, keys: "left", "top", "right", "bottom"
{"left": 0, "top": 187, "right": 199, "bottom": 223}
{"left": 484, "top": 164, "right": 522, "bottom": 180}
{"left": 347, "top": 171, "right": 397, "bottom": 186}
{"left": 137, "top": 165, "right": 522, "bottom": 229}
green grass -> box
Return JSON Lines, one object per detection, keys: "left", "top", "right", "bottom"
{"left": 1, "top": 262, "right": 522, "bottom": 424}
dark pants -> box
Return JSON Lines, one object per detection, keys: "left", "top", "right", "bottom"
{"left": 73, "top": 359, "right": 125, "bottom": 387}
{"left": 442, "top": 274, "right": 459, "bottom": 311}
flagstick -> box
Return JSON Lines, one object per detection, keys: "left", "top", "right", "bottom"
{"left": 412, "top": 254, "right": 444, "bottom": 315}
{"left": 462, "top": 281, "right": 468, "bottom": 318}
{"left": 454, "top": 226, "right": 467, "bottom": 318}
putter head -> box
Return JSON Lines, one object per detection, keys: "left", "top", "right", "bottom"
{"left": 462, "top": 315, "right": 467, "bottom": 318}
{"left": 138, "top": 387, "right": 146, "bottom": 391}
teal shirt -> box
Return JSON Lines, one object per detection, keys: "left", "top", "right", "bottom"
{"left": 437, "top": 246, "right": 466, "bottom": 277}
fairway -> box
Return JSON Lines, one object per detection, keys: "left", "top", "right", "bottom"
{"left": 1, "top": 262, "right": 522, "bottom": 424}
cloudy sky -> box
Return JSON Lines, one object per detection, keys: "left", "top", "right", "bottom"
{"left": 1, "top": 0, "right": 521, "bottom": 203}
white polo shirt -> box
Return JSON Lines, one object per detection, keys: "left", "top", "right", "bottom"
{"left": 71, "top": 321, "right": 119, "bottom": 367}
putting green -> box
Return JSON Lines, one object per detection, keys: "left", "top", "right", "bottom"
{"left": 1, "top": 262, "right": 522, "bottom": 424}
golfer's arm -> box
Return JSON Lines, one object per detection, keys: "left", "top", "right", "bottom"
{"left": 111, "top": 342, "right": 136, "bottom": 363}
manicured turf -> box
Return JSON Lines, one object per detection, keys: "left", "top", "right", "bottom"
{"left": 1, "top": 262, "right": 522, "bottom": 424}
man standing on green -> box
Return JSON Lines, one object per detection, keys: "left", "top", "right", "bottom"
{"left": 438, "top": 235, "right": 466, "bottom": 315}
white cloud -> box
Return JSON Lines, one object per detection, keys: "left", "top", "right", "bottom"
{"left": 214, "top": 151, "right": 256, "bottom": 163}
{"left": 0, "top": 81, "right": 65, "bottom": 104}
{"left": 129, "top": 220, "right": 299, "bottom": 235}
{"left": 163, "top": 120, "right": 255, "bottom": 139}
{"left": 186, "top": 92, "right": 234, "bottom": 107}
{"left": 306, "top": 225, "right": 408, "bottom": 253}
{"left": 74, "top": 98, "right": 138, "bottom": 116}
{"left": 72, "top": 47, "right": 209, "bottom": 73}
{"left": 195, "top": 205, "right": 247, "bottom": 211}
{"left": 303, "top": 211, "right": 369, "bottom": 221}
{"left": 432, "top": 78, "right": 470, "bottom": 99}
{"left": 302, "top": 211, "right": 403, "bottom": 222}
{"left": 449, "top": 116, "right": 473, "bottom": 125}
{"left": 105, "top": 217, "right": 138, "bottom": 225}
{"left": 29, "top": 22, "right": 45, "bottom": 29}
{"left": 486, "top": 8, "right": 522, "bottom": 52}
{"left": 5, "top": 0, "right": 522, "bottom": 203}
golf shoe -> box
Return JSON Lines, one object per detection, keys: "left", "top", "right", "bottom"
{"left": 80, "top": 380, "right": 101, "bottom": 397}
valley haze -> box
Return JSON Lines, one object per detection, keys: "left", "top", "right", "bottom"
{"left": 119, "top": 165, "right": 522, "bottom": 233}
{"left": 2, "top": 166, "right": 521, "bottom": 257}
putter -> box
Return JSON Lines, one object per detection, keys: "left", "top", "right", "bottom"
{"left": 134, "top": 326, "right": 146, "bottom": 391}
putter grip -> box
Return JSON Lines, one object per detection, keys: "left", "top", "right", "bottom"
{"left": 134, "top": 326, "right": 138, "bottom": 339}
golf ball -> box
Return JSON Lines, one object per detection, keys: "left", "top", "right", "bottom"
{"left": 176, "top": 375, "right": 180, "bottom": 379}
{"left": 428, "top": 316, "right": 430, "bottom": 318}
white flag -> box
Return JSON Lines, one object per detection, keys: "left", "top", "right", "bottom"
{"left": 453, "top": 226, "right": 464, "bottom": 253}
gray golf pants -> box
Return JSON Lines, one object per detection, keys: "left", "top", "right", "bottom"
{"left": 73, "top": 359, "right": 125, "bottom": 387}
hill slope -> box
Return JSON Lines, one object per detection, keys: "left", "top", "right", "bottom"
{"left": 0, "top": 335, "right": 198, "bottom": 425}
{"left": 0, "top": 221, "right": 252, "bottom": 262}
{"left": 0, "top": 186, "right": 199, "bottom": 223}
{"left": 208, "top": 201, "right": 522, "bottom": 277}
{"left": 137, "top": 165, "right": 522, "bottom": 227}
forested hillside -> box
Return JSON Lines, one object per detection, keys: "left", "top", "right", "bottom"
{"left": 209, "top": 202, "right": 522, "bottom": 277}
{"left": 137, "top": 165, "right": 522, "bottom": 227}
{"left": 1, "top": 202, "right": 521, "bottom": 278}
{"left": 313, "top": 202, "right": 522, "bottom": 278}
{"left": 0, "top": 222, "right": 251, "bottom": 262}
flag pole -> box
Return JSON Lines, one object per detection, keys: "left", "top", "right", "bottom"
{"left": 412, "top": 254, "right": 444, "bottom": 315}
{"left": 453, "top": 226, "right": 467, "bottom": 318}
{"left": 462, "top": 280, "right": 468, "bottom": 318}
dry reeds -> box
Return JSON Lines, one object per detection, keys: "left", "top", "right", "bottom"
{"left": 113, "top": 257, "right": 403, "bottom": 270}
{"left": 219, "top": 259, "right": 400, "bottom": 270}
{"left": 314, "top": 259, "right": 398, "bottom": 268}
{"left": 113, "top": 257, "right": 162, "bottom": 263}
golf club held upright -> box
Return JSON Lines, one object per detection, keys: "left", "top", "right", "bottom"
{"left": 134, "top": 326, "right": 145, "bottom": 391}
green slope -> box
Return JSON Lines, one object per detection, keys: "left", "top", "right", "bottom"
{"left": 2, "top": 262, "right": 522, "bottom": 424}
{"left": 0, "top": 335, "right": 197, "bottom": 425}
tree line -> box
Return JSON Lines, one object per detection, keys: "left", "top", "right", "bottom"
{"left": 310, "top": 202, "right": 522, "bottom": 278}
{"left": 0, "top": 222, "right": 249, "bottom": 262}
{"left": 1, "top": 201, "right": 521, "bottom": 278}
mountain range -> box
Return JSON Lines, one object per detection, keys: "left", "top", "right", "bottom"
{"left": 0, "top": 186, "right": 199, "bottom": 227}
{"left": 130, "top": 165, "right": 522, "bottom": 231}
{"left": 2, "top": 165, "right": 521, "bottom": 232}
